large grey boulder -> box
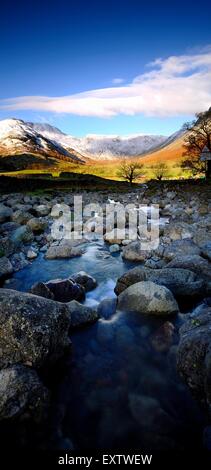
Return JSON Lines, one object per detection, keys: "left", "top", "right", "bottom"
{"left": 115, "top": 266, "right": 205, "bottom": 299}
{"left": 0, "top": 289, "right": 70, "bottom": 369}
{"left": 117, "top": 281, "right": 179, "bottom": 316}
{"left": 164, "top": 222, "right": 195, "bottom": 241}
{"left": 177, "top": 308, "right": 211, "bottom": 415}
{"left": 166, "top": 255, "right": 211, "bottom": 280}
{"left": 27, "top": 218, "right": 48, "bottom": 233}
{"left": 0, "top": 365, "right": 49, "bottom": 421}
{"left": 0, "top": 204, "right": 12, "bottom": 223}
{"left": 11, "top": 210, "right": 32, "bottom": 225}
{"left": 67, "top": 300, "right": 99, "bottom": 328}
{"left": 35, "top": 204, "right": 51, "bottom": 217}
{"left": 0, "top": 257, "right": 13, "bottom": 281}
{"left": 10, "top": 225, "right": 34, "bottom": 244}
{"left": 163, "top": 239, "right": 201, "bottom": 261}
{"left": 45, "top": 244, "right": 83, "bottom": 259}
{"left": 29, "top": 282, "right": 55, "bottom": 299}
{"left": 201, "top": 242, "right": 211, "bottom": 262}
{"left": 70, "top": 271, "right": 97, "bottom": 292}
{"left": 45, "top": 278, "right": 85, "bottom": 302}
{"left": 122, "top": 241, "right": 150, "bottom": 262}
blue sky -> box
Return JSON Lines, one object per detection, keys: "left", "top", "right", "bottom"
{"left": 0, "top": 0, "right": 211, "bottom": 136}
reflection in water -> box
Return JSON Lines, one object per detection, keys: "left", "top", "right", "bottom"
{"left": 8, "top": 241, "right": 206, "bottom": 450}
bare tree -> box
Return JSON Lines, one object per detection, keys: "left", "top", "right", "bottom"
{"left": 117, "top": 159, "right": 144, "bottom": 185}
{"left": 181, "top": 108, "right": 211, "bottom": 178}
{"left": 152, "top": 162, "right": 169, "bottom": 181}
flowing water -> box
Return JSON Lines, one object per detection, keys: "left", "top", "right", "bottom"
{"left": 6, "top": 241, "right": 206, "bottom": 450}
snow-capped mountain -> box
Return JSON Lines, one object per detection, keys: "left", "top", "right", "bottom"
{"left": 29, "top": 122, "right": 167, "bottom": 159}
{"left": 0, "top": 118, "right": 170, "bottom": 162}
{"left": 0, "top": 119, "right": 85, "bottom": 162}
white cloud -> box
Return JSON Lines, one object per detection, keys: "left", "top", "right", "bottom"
{"left": 112, "top": 78, "right": 125, "bottom": 84}
{"left": 1, "top": 48, "right": 211, "bottom": 118}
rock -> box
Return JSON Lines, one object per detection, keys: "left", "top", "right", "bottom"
{"left": 0, "top": 237, "right": 16, "bottom": 257}
{"left": 177, "top": 308, "right": 211, "bottom": 414}
{"left": 201, "top": 242, "right": 211, "bottom": 262}
{"left": 26, "top": 249, "right": 37, "bottom": 260}
{"left": 166, "top": 191, "right": 176, "bottom": 200}
{"left": 27, "top": 218, "right": 48, "bottom": 233}
{"left": 166, "top": 255, "right": 211, "bottom": 280}
{"left": 193, "top": 230, "right": 211, "bottom": 247}
{"left": 104, "top": 230, "right": 124, "bottom": 244}
{"left": 0, "top": 204, "right": 12, "bottom": 223}
{"left": 10, "top": 252, "right": 29, "bottom": 272}
{"left": 11, "top": 210, "right": 32, "bottom": 225}
{"left": 0, "top": 221, "right": 20, "bottom": 235}
{"left": 45, "top": 245, "right": 83, "bottom": 260}
{"left": 163, "top": 240, "right": 201, "bottom": 261}
{"left": 164, "top": 222, "right": 195, "bottom": 241}
{"left": 35, "top": 205, "right": 51, "bottom": 217}
{"left": 115, "top": 266, "right": 204, "bottom": 299}
{"left": 144, "top": 257, "right": 166, "bottom": 269}
{"left": 70, "top": 271, "right": 97, "bottom": 292}
{"left": 150, "top": 322, "right": 175, "bottom": 352}
{"left": 0, "top": 365, "right": 49, "bottom": 421}
{"left": 117, "top": 281, "right": 179, "bottom": 316}
{"left": 122, "top": 241, "right": 150, "bottom": 262}
{"left": 30, "top": 282, "right": 55, "bottom": 299}
{"left": 45, "top": 278, "right": 85, "bottom": 302}
{"left": 109, "top": 244, "right": 120, "bottom": 253}
{"left": 0, "top": 257, "right": 13, "bottom": 281}
{"left": 10, "top": 225, "right": 34, "bottom": 244}
{"left": 0, "top": 289, "right": 70, "bottom": 369}
{"left": 67, "top": 300, "right": 99, "bottom": 328}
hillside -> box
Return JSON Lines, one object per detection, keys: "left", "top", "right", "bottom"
{"left": 0, "top": 119, "right": 86, "bottom": 171}
{"left": 138, "top": 131, "right": 187, "bottom": 165}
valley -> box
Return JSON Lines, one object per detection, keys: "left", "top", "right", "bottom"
{"left": 0, "top": 118, "right": 187, "bottom": 180}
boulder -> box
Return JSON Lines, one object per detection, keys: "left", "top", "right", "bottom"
{"left": 0, "top": 204, "right": 12, "bottom": 223}
{"left": 67, "top": 300, "right": 99, "bottom": 328}
{"left": 45, "top": 244, "right": 83, "bottom": 260}
{"left": 0, "top": 222, "right": 20, "bottom": 235}
{"left": 35, "top": 204, "right": 51, "bottom": 217}
{"left": 109, "top": 244, "right": 121, "bottom": 253}
{"left": 27, "top": 218, "right": 48, "bottom": 233}
{"left": 201, "top": 242, "right": 211, "bottom": 262}
{"left": 10, "top": 226, "right": 34, "bottom": 244}
{"left": 0, "top": 365, "right": 49, "bottom": 421}
{"left": 26, "top": 249, "right": 37, "bottom": 260}
{"left": 0, "top": 237, "right": 16, "bottom": 257}
{"left": 0, "top": 257, "right": 13, "bottom": 281}
{"left": 164, "top": 222, "right": 195, "bottom": 241}
{"left": 10, "top": 252, "right": 29, "bottom": 272}
{"left": 114, "top": 266, "right": 204, "bottom": 299}
{"left": 177, "top": 308, "right": 211, "bottom": 414}
{"left": 163, "top": 239, "right": 201, "bottom": 261}
{"left": 117, "top": 281, "right": 179, "bottom": 316}
{"left": 11, "top": 210, "right": 31, "bottom": 225}
{"left": 0, "top": 289, "right": 70, "bottom": 369}
{"left": 166, "top": 255, "right": 211, "bottom": 280}
{"left": 70, "top": 271, "right": 97, "bottom": 292}
{"left": 29, "top": 282, "right": 54, "bottom": 299}
{"left": 45, "top": 278, "right": 85, "bottom": 302}
{"left": 122, "top": 241, "right": 150, "bottom": 262}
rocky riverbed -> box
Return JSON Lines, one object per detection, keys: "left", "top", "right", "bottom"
{"left": 0, "top": 181, "right": 211, "bottom": 450}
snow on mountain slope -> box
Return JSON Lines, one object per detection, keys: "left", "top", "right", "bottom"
{"left": 0, "top": 119, "right": 84, "bottom": 162}
{"left": 30, "top": 122, "right": 167, "bottom": 159}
